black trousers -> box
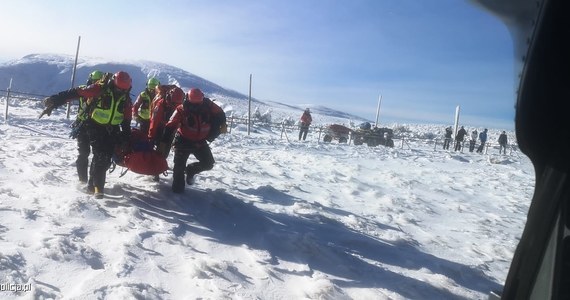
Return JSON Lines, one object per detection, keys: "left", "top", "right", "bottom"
{"left": 299, "top": 125, "right": 309, "bottom": 140}
{"left": 76, "top": 125, "right": 90, "bottom": 182}
{"left": 499, "top": 143, "right": 507, "bottom": 154}
{"left": 86, "top": 121, "right": 120, "bottom": 192}
{"left": 443, "top": 138, "right": 451, "bottom": 150}
{"left": 454, "top": 140, "right": 463, "bottom": 151}
{"left": 477, "top": 141, "right": 486, "bottom": 153}
{"left": 171, "top": 135, "right": 215, "bottom": 193}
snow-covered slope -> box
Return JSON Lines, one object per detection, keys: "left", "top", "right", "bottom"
{"left": 0, "top": 94, "right": 533, "bottom": 299}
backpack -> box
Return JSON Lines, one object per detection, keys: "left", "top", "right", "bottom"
{"left": 152, "top": 85, "right": 183, "bottom": 115}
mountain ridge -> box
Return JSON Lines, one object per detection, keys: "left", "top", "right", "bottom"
{"left": 0, "top": 53, "right": 368, "bottom": 124}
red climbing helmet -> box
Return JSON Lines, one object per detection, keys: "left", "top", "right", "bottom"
{"left": 112, "top": 71, "right": 132, "bottom": 90}
{"left": 187, "top": 88, "right": 204, "bottom": 104}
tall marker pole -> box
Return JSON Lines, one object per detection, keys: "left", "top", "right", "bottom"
{"left": 66, "top": 36, "right": 81, "bottom": 119}
{"left": 374, "top": 94, "right": 382, "bottom": 127}
{"left": 453, "top": 105, "right": 461, "bottom": 137}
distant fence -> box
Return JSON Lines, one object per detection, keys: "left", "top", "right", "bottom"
{"left": 2, "top": 88, "right": 46, "bottom": 123}
{"left": 2, "top": 88, "right": 519, "bottom": 156}
{"left": 1, "top": 88, "right": 48, "bottom": 99}
{"left": 228, "top": 115, "right": 429, "bottom": 150}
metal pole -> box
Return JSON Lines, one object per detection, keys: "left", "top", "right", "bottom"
{"left": 67, "top": 36, "right": 81, "bottom": 119}
{"left": 453, "top": 105, "right": 460, "bottom": 138}
{"left": 247, "top": 74, "right": 252, "bottom": 136}
{"left": 374, "top": 94, "right": 382, "bottom": 127}
{"left": 4, "top": 78, "right": 12, "bottom": 123}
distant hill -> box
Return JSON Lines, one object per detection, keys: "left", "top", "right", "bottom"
{"left": 0, "top": 53, "right": 368, "bottom": 125}
{"left": 0, "top": 53, "right": 247, "bottom": 99}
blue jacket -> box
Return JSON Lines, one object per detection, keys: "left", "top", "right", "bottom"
{"left": 479, "top": 131, "right": 488, "bottom": 143}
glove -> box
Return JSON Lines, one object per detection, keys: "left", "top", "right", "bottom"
{"left": 206, "top": 128, "right": 220, "bottom": 142}
{"left": 44, "top": 96, "right": 56, "bottom": 108}
{"left": 39, "top": 96, "right": 56, "bottom": 119}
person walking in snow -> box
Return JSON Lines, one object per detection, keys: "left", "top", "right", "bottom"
{"left": 132, "top": 77, "right": 160, "bottom": 136}
{"left": 162, "top": 88, "right": 226, "bottom": 193}
{"left": 498, "top": 131, "right": 508, "bottom": 155}
{"left": 469, "top": 129, "right": 478, "bottom": 152}
{"left": 454, "top": 126, "right": 467, "bottom": 151}
{"left": 477, "top": 128, "right": 488, "bottom": 153}
{"left": 41, "top": 71, "right": 133, "bottom": 199}
{"left": 69, "top": 70, "right": 104, "bottom": 184}
{"left": 298, "top": 108, "right": 312, "bottom": 141}
{"left": 443, "top": 126, "right": 453, "bottom": 150}
{"left": 147, "top": 84, "right": 185, "bottom": 181}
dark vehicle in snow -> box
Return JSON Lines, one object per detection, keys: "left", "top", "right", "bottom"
{"left": 352, "top": 122, "right": 395, "bottom": 148}
{"left": 322, "top": 123, "right": 394, "bottom": 148}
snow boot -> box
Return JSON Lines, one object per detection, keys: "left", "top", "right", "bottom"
{"left": 185, "top": 165, "right": 196, "bottom": 185}
{"left": 94, "top": 187, "right": 104, "bottom": 199}
{"left": 186, "top": 174, "right": 195, "bottom": 185}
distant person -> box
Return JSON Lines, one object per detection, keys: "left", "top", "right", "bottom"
{"left": 469, "top": 129, "right": 478, "bottom": 152}
{"left": 132, "top": 77, "right": 160, "bottom": 136}
{"left": 40, "top": 71, "right": 133, "bottom": 199}
{"left": 454, "top": 126, "right": 467, "bottom": 151}
{"left": 299, "top": 108, "right": 312, "bottom": 141}
{"left": 162, "top": 88, "right": 226, "bottom": 193}
{"left": 477, "top": 128, "right": 488, "bottom": 153}
{"left": 443, "top": 126, "right": 453, "bottom": 150}
{"left": 498, "top": 131, "right": 508, "bottom": 154}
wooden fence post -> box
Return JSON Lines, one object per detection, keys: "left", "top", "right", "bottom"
{"left": 228, "top": 115, "right": 234, "bottom": 134}
{"left": 4, "top": 78, "right": 12, "bottom": 124}
{"left": 282, "top": 123, "right": 290, "bottom": 142}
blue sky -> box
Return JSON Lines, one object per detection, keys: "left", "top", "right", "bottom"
{"left": 0, "top": 0, "right": 516, "bottom": 129}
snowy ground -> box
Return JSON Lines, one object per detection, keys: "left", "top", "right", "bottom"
{"left": 0, "top": 99, "right": 534, "bottom": 299}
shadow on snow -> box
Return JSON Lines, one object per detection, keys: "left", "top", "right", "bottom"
{"left": 113, "top": 183, "right": 501, "bottom": 299}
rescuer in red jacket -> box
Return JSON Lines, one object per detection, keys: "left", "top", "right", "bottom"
{"left": 162, "top": 88, "right": 226, "bottom": 193}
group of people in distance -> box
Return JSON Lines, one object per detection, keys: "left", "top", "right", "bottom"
{"left": 41, "top": 70, "right": 226, "bottom": 198}
{"left": 443, "top": 126, "right": 509, "bottom": 154}
{"left": 296, "top": 113, "right": 510, "bottom": 156}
